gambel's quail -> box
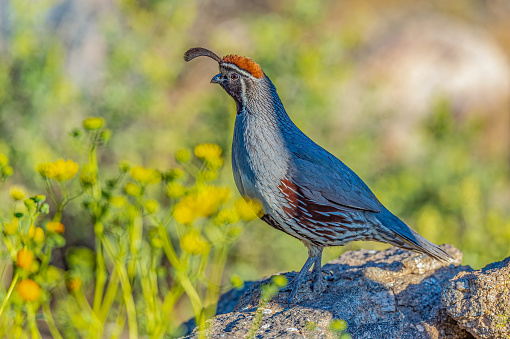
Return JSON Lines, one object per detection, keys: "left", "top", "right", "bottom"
{"left": 184, "top": 47, "right": 452, "bottom": 304}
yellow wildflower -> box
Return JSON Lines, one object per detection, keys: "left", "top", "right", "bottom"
{"left": 36, "top": 159, "right": 79, "bottom": 181}
{"left": 46, "top": 266, "right": 62, "bottom": 284}
{"left": 194, "top": 143, "right": 222, "bottom": 162}
{"left": 272, "top": 275, "right": 288, "bottom": 288}
{"left": 234, "top": 198, "right": 264, "bottom": 220}
{"left": 173, "top": 203, "right": 195, "bottom": 225}
{"left": 46, "top": 221, "right": 65, "bottom": 234}
{"left": 175, "top": 149, "right": 191, "bottom": 163}
{"left": 130, "top": 166, "right": 161, "bottom": 185}
{"left": 66, "top": 277, "right": 82, "bottom": 292}
{"left": 3, "top": 218, "right": 18, "bottom": 235}
{"left": 9, "top": 186, "right": 25, "bottom": 201}
{"left": 17, "top": 249, "right": 34, "bottom": 270}
{"left": 214, "top": 208, "right": 239, "bottom": 225}
{"left": 125, "top": 182, "right": 142, "bottom": 196}
{"left": 27, "top": 226, "right": 36, "bottom": 238}
{"left": 172, "top": 185, "right": 231, "bottom": 225}
{"left": 110, "top": 196, "right": 127, "bottom": 208}
{"left": 82, "top": 117, "right": 105, "bottom": 130}
{"left": 230, "top": 274, "right": 245, "bottom": 289}
{"left": 144, "top": 199, "right": 159, "bottom": 214}
{"left": 165, "top": 168, "right": 185, "bottom": 181}
{"left": 180, "top": 230, "right": 210, "bottom": 255}
{"left": 2, "top": 166, "right": 13, "bottom": 177}
{"left": 34, "top": 227, "right": 45, "bottom": 243}
{"left": 79, "top": 164, "right": 97, "bottom": 185}
{"left": 329, "top": 319, "right": 348, "bottom": 332}
{"left": 17, "top": 279, "right": 41, "bottom": 301}
{"left": 0, "top": 153, "right": 7, "bottom": 167}
{"left": 166, "top": 182, "right": 186, "bottom": 199}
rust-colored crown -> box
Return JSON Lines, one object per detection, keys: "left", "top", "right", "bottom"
{"left": 184, "top": 47, "right": 264, "bottom": 78}
{"left": 221, "top": 55, "right": 264, "bottom": 78}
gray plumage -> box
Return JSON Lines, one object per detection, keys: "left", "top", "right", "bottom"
{"left": 184, "top": 47, "right": 452, "bottom": 304}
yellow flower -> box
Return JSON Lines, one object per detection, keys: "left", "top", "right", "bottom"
{"left": 194, "top": 143, "right": 222, "bottom": 162}
{"left": 234, "top": 198, "right": 264, "bottom": 220}
{"left": 17, "top": 279, "right": 41, "bottom": 301}
{"left": 46, "top": 221, "right": 65, "bottom": 234}
{"left": 165, "top": 168, "right": 185, "bottom": 181}
{"left": 125, "top": 182, "right": 142, "bottom": 196}
{"left": 79, "top": 164, "right": 97, "bottom": 186}
{"left": 230, "top": 274, "right": 245, "bottom": 289}
{"left": 175, "top": 149, "right": 191, "bottom": 163}
{"left": 46, "top": 266, "right": 62, "bottom": 284}
{"left": 172, "top": 185, "right": 231, "bottom": 225}
{"left": 2, "top": 166, "right": 13, "bottom": 177}
{"left": 17, "top": 249, "right": 34, "bottom": 270}
{"left": 82, "top": 117, "right": 105, "bottom": 130}
{"left": 34, "top": 227, "right": 45, "bottom": 243}
{"left": 66, "top": 277, "right": 82, "bottom": 292}
{"left": 173, "top": 203, "right": 195, "bottom": 225}
{"left": 130, "top": 166, "right": 161, "bottom": 185}
{"left": 9, "top": 186, "right": 25, "bottom": 201}
{"left": 144, "top": 199, "right": 159, "bottom": 214}
{"left": 214, "top": 208, "right": 239, "bottom": 225}
{"left": 329, "top": 319, "right": 348, "bottom": 332}
{"left": 110, "top": 196, "right": 127, "bottom": 208}
{"left": 166, "top": 182, "right": 186, "bottom": 199}
{"left": 180, "top": 230, "right": 210, "bottom": 255}
{"left": 4, "top": 217, "right": 19, "bottom": 235}
{"left": 0, "top": 153, "right": 8, "bottom": 167}
{"left": 272, "top": 275, "right": 288, "bottom": 288}
{"left": 36, "top": 159, "right": 79, "bottom": 181}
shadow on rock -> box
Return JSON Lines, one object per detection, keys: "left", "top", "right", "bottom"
{"left": 186, "top": 244, "right": 476, "bottom": 338}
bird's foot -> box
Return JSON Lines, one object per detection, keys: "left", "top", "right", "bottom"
{"left": 310, "top": 270, "right": 323, "bottom": 293}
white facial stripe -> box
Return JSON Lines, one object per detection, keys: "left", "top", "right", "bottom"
{"left": 240, "top": 78, "right": 247, "bottom": 113}
{"left": 221, "top": 63, "right": 258, "bottom": 80}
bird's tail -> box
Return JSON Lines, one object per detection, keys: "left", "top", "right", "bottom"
{"left": 373, "top": 207, "right": 453, "bottom": 262}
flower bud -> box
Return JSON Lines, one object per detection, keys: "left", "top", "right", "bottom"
{"left": 82, "top": 117, "right": 105, "bottom": 130}
{"left": 17, "top": 279, "right": 41, "bottom": 301}
{"left": 17, "top": 248, "right": 34, "bottom": 270}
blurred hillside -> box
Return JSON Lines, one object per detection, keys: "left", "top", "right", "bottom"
{"left": 1, "top": 0, "right": 510, "bottom": 281}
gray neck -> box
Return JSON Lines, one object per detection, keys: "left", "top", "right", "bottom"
{"left": 240, "top": 76, "right": 295, "bottom": 131}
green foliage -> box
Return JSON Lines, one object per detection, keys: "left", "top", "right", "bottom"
{"left": 0, "top": 119, "right": 259, "bottom": 337}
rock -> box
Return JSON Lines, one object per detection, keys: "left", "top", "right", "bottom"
{"left": 442, "top": 256, "right": 510, "bottom": 338}
{"left": 185, "top": 244, "right": 473, "bottom": 338}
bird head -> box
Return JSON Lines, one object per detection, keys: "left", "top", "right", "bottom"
{"left": 184, "top": 47, "right": 266, "bottom": 111}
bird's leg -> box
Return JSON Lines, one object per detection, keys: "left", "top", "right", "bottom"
{"left": 310, "top": 250, "right": 323, "bottom": 293}
{"left": 286, "top": 246, "right": 323, "bottom": 306}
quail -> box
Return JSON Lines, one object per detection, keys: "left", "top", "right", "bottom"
{"left": 184, "top": 47, "right": 452, "bottom": 304}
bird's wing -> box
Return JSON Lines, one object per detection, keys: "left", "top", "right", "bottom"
{"left": 288, "top": 156, "right": 382, "bottom": 213}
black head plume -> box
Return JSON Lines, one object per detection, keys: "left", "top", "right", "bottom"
{"left": 184, "top": 47, "right": 221, "bottom": 63}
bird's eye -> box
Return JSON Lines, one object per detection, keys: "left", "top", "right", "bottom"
{"left": 230, "top": 73, "right": 239, "bottom": 80}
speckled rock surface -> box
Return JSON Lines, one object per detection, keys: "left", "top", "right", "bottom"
{"left": 442, "top": 256, "right": 510, "bottom": 339}
{"left": 186, "top": 245, "right": 473, "bottom": 338}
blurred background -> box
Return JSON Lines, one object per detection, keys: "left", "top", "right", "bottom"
{"left": 1, "top": 0, "right": 510, "bottom": 285}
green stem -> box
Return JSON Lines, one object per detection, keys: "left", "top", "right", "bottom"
{"left": 99, "top": 268, "right": 120, "bottom": 323}
{"left": 204, "top": 246, "right": 228, "bottom": 319}
{"left": 117, "top": 261, "right": 138, "bottom": 339}
{"left": 26, "top": 303, "right": 41, "bottom": 339}
{"left": 152, "top": 285, "right": 184, "bottom": 338}
{"left": 103, "top": 236, "right": 138, "bottom": 339}
{"left": 42, "top": 302, "right": 64, "bottom": 339}
{"left": 0, "top": 272, "right": 18, "bottom": 318}
{"left": 157, "top": 225, "right": 180, "bottom": 269}
{"left": 92, "top": 232, "right": 107, "bottom": 315}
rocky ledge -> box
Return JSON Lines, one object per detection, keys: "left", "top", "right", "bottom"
{"left": 186, "top": 245, "right": 510, "bottom": 338}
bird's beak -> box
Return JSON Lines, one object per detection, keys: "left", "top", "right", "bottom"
{"left": 211, "top": 74, "right": 224, "bottom": 84}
